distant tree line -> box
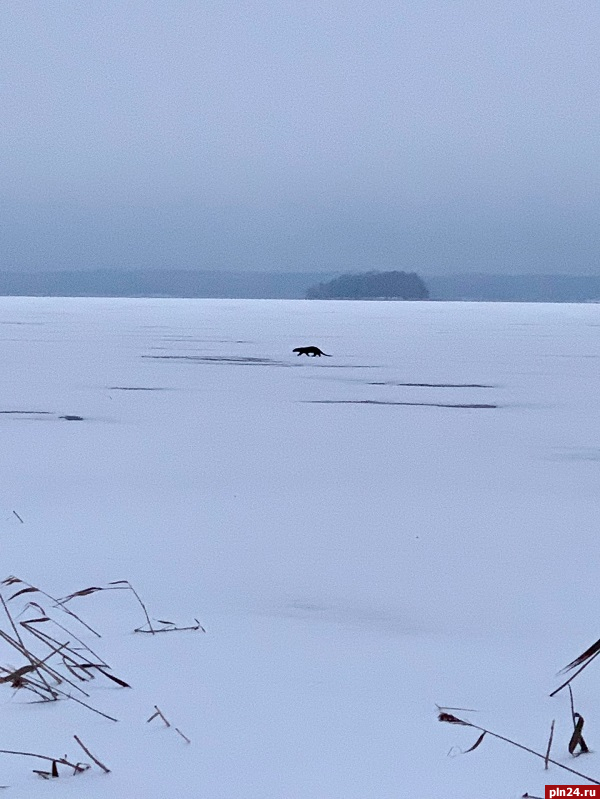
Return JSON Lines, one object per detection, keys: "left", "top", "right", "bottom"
{"left": 305, "top": 270, "right": 429, "bottom": 300}
{"left": 5, "top": 269, "right": 597, "bottom": 301}
{"left": 0, "top": 269, "right": 336, "bottom": 299}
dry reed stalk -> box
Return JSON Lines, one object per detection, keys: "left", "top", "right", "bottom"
{"left": 438, "top": 712, "right": 600, "bottom": 784}
{"left": 57, "top": 580, "right": 203, "bottom": 633}
{"left": 0, "top": 748, "right": 83, "bottom": 772}
{"left": 2, "top": 576, "right": 101, "bottom": 637}
{"left": 22, "top": 623, "right": 129, "bottom": 691}
{"left": 147, "top": 705, "right": 170, "bottom": 727}
{"left": 175, "top": 728, "right": 191, "bottom": 744}
{"left": 18, "top": 626, "right": 92, "bottom": 695}
{"left": 22, "top": 616, "right": 109, "bottom": 668}
{"left": 73, "top": 735, "right": 110, "bottom": 773}
{"left": 118, "top": 581, "right": 155, "bottom": 635}
{"left": 566, "top": 686, "right": 589, "bottom": 755}
{"left": 58, "top": 580, "right": 156, "bottom": 634}
{"left": 134, "top": 618, "right": 205, "bottom": 633}
{"left": 147, "top": 706, "right": 191, "bottom": 742}
{"left": 544, "top": 720, "right": 555, "bottom": 769}
{"left": 0, "top": 596, "right": 55, "bottom": 694}
{"left": 551, "top": 639, "right": 600, "bottom": 697}
{"left": 569, "top": 714, "right": 589, "bottom": 756}
{"left": 569, "top": 684, "right": 577, "bottom": 726}
{"left": 49, "top": 686, "right": 119, "bottom": 722}
{"left": 0, "top": 629, "right": 69, "bottom": 687}
{"left": 0, "top": 630, "right": 75, "bottom": 700}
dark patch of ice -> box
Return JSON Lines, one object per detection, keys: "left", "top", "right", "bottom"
{"left": 305, "top": 400, "right": 498, "bottom": 408}
{"left": 281, "top": 601, "right": 419, "bottom": 635}
{"left": 0, "top": 321, "right": 45, "bottom": 326}
{"left": 366, "top": 381, "right": 494, "bottom": 388}
{"left": 552, "top": 447, "right": 600, "bottom": 462}
{"left": 0, "top": 410, "right": 52, "bottom": 414}
{"left": 160, "top": 337, "right": 252, "bottom": 343}
{"left": 294, "top": 363, "right": 380, "bottom": 369}
{"left": 143, "top": 355, "right": 288, "bottom": 366}
{"left": 143, "top": 354, "right": 380, "bottom": 369}
{"left": 108, "top": 387, "right": 168, "bottom": 391}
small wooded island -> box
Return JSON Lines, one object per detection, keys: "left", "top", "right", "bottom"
{"left": 305, "top": 270, "right": 429, "bottom": 300}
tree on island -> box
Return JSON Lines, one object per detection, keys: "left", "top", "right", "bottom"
{"left": 305, "top": 270, "right": 429, "bottom": 300}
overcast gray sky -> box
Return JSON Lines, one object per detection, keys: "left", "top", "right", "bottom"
{"left": 1, "top": 1, "right": 599, "bottom": 274}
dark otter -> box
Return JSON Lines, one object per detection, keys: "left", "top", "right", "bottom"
{"left": 293, "top": 346, "right": 331, "bottom": 357}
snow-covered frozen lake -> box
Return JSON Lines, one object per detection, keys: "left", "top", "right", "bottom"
{"left": 0, "top": 297, "right": 599, "bottom": 797}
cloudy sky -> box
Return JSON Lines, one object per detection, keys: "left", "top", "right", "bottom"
{"left": 1, "top": 1, "right": 598, "bottom": 274}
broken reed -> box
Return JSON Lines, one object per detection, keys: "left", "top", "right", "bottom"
{"left": 0, "top": 573, "right": 200, "bottom": 716}
{"left": 56, "top": 580, "right": 204, "bottom": 634}
{"left": 0, "top": 573, "right": 201, "bottom": 788}
{"left": 551, "top": 636, "right": 600, "bottom": 698}
{"left": 147, "top": 704, "right": 191, "bottom": 744}
{"left": 544, "top": 720, "right": 555, "bottom": 770}
{"left": 0, "top": 735, "right": 109, "bottom": 779}
{"left": 2, "top": 576, "right": 100, "bottom": 637}
{"left": 438, "top": 712, "right": 600, "bottom": 785}
{"left": 565, "top": 686, "right": 589, "bottom": 756}
{"left": 0, "top": 579, "right": 129, "bottom": 720}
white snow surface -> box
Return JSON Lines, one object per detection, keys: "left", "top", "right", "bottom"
{"left": 0, "top": 297, "right": 599, "bottom": 797}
